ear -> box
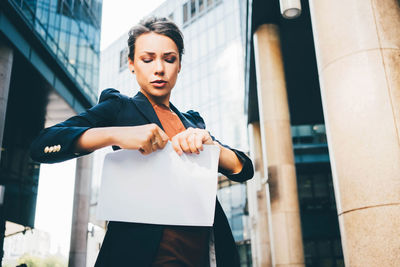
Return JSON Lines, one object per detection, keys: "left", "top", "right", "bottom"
{"left": 128, "top": 57, "right": 135, "bottom": 73}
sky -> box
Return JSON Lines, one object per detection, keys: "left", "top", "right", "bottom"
{"left": 100, "top": 0, "right": 167, "bottom": 50}
{"left": 33, "top": 0, "right": 166, "bottom": 257}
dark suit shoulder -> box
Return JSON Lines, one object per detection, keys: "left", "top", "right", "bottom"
{"left": 183, "top": 110, "right": 206, "bottom": 129}
{"left": 98, "top": 88, "right": 125, "bottom": 103}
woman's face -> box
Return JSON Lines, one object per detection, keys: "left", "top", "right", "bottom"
{"left": 129, "top": 32, "right": 181, "bottom": 104}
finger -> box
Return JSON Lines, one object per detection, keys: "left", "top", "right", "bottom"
{"left": 171, "top": 136, "right": 183, "bottom": 155}
{"left": 203, "top": 131, "right": 214, "bottom": 144}
{"left": 151, "top": 131, "right": 162, "bottom": 150}
{"left": 139, "top": 145, "right": 151, "bottom": 155}
{"left": 146, "top": 125, "right": 162, "bottom": 151}
{"left": 187, "top": 134, "right": 199, "bottom": 154}
{"left": 151, "top": 137, "right": 158, "bottom": 151}
{"left": 142, "top": 137, "right": 153, "bottom": 154}
{"left": 194, "top": 133, "right": 204, "bottom": 151}
{"left": 158, "top": 128, "right": 170, "bottom": 142}
{"left": 196, "top": 129, "right": 210, "bottom": 145}
{"left": 156, "top": 128, "right": 169, "bottom": 149}
{"left": 179, "top": 135, "right": 191, "bottom": 153}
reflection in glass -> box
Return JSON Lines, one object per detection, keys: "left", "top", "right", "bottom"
{"left": 191, "top": 0, "right": 196, "bottom": 18}
{"left": 183, "top": 2, "right": 189, "bottom": 23}
{"left": 10, "top": 0, "right": 102, "bottom": 103}
{"left": 199, "top": 0, "right": 205, "bottom": 12}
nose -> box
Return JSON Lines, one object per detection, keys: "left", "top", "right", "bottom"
{"left": 154, "top": 59, "right": 165, "bottom": 76}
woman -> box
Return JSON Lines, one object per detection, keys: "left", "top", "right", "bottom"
{"left": 30, "top": 17, "right": 254, "bottom": 267}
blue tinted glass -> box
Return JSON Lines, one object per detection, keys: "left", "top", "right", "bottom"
{"left": 58, "top": 30, "right": 68, "bottom": 52}
{"left": 10, "top": 0, "right": 102, "bottom": 101}
{"left": 69, "top": 35, "right": 78, "bottom": 64}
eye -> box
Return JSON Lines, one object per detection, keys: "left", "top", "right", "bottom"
{"left": 142, "top": 58, "right": 152, "bottom": 63}
{"left": 165, "top": 57, "right": 176, "bottom": 63}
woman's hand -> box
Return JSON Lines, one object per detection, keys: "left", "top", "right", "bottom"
{"left": 171, "top": 127, "right": 213, "bottom": 155}
{"left": 111, "top": 124, "right": 169, "bottom": 154}
{"left": 75, "top": 124, "right": 169, "bottom": 155}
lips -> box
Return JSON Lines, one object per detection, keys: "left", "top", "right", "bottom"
{"left": 151, "top": 80, "right": 167, "bottom": 88}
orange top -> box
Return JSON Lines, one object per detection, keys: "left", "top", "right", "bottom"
{"left": 152, "top": 104, "right": 186, "bottom": 139}
{"left": 150, "top": 102, "right": 210, "bottom": 266}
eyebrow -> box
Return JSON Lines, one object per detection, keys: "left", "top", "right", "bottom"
{"left": 140, "top": 51, "right": 178, "bottom": 56}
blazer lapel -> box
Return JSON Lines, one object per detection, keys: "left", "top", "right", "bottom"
{"left": 131, "top": 91, "right": 164, "bottom": 130}
{"left": 132, "top": 91, "right": 198, "bottom": 130}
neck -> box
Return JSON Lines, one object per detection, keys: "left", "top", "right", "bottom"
{"left": 140, "top": 89, "right": 170, "bottom": 107}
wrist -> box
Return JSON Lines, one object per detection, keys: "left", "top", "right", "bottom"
{"left": 104, "top": 127, "right": 119, "bottom": 147}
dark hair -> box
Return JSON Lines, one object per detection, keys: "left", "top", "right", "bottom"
{"left": 128, "top": 17, "right": 184, "bottom": 62}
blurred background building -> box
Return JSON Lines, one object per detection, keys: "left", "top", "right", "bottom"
{"left": 245, "top": 0, "right": 400, "bottom": 267}
{"left": 0, "top": 0, "right": 102, "bottom": 266}
{"left": 2, "top": 0, "right": 400, "bottom": 266}
{"left": 244, "top": 0, "right": 342, "bottom": 266}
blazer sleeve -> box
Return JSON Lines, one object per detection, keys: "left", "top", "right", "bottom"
{"left": 186, "top": 110, "right": 254, "bottom": 183}
{"left": 29, "top": 88, "right": 123, "bottom": 164}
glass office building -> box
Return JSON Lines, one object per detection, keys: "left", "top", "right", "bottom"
{"left": 243, "top": 0, "right": 344, "bottom": 265}
{"left": 98, "top": 0, "right": 252, "bottom": 265}
{"left": 9, "top": 0, "right": 102, "bottom": 103}
{"left": 0, "top": 0, "right": 102, "bottom": 264}
{"left": 292, "top": 125, "right": 343, "bottom": 266}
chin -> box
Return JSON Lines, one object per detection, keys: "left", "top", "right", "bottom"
{"left": 145, "top": 88, "right": 171, "bottom": 99}
{"left": 152, "top": 89, "right": 170, "bottom": 96}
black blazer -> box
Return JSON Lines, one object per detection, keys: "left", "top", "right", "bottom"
{"left": 30, "top": 89, "right": 254, "bottom": 266}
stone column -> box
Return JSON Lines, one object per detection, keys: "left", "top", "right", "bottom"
{"left": 308, "top": 0, "right": 400, "bottom": 265}
{"left": 0, "top": 41, "right": 13, "bottom": 163}
{"left": 247, "top": 122, "right": 273, "bottom": 267}
{"left": 0, "top": 39, "right": 13, "bottom": 266}
{"left": 69, "top": 155, "right": 93, "bottom": 267}
{"left": 253, "top": 24, "right": 304, "bottom": 267}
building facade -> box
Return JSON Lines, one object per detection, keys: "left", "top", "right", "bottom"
{"left": 0, "top": 0, "right": 102, "bottom": 265}
{"left": 97, "top": 0, "right": 253, "bottom": 265}
{"left": 245, "top": 0, "right": 400, "bottom": 266}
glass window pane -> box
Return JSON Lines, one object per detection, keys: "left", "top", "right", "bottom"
{"left": 216, "top": 21, "right": 225, "bottom": 47}
{"left": 314, "top": 173, "right": 328, "bottom": 198}
{"left": 168, "top": 12, "right": 174, "bottom": 21}
{"left": 183, "top": 2, "right": 188, "bottom": 23}
{"left": 68, "top": 34, "right": 78, "bottom": 64}
{"left": 199, "top": 32, "right": 206, "bottom": 57}
{"left": 304, "top": 240, "right": 317, "bottom": 257}
{"left": 208, "top": 26, "right": 216, "bottom": 51}
{"left": 58, "top": 31, "right": 68, "bottom": 53}
{"left": 199, "top": 0, "right": 204, "bottom": 12}
{"left": 299, "top": 175, "right": 313, "bottom": 201}
{"left": 333, "top": 239, "right": 343, "bottom": 257}
{"left": 317, "top": 240, "right": 332, "bottom": 257}
{"left": 190, "top": 0, "right": 196, "bottom": 18}
{"left": 231, "top": 184, "right": 244, "bottom": 208}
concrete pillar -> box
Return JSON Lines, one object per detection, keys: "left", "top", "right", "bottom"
{"left": 69, "top": 155, "right": 93, "bottom": 267}
{"left": 253, "top": 24, "right": 304, "bottom": 267}
{"left": 0, "top": 39, "right": 13, "bottom": 266}
{"left": 308, "top": 0, "right": 400, "bottom": 265}
{"left": 0, "top": 40, "right": 13, "bottom": 163}
{"left": 247, "top": 122, "right": 273, "bottom": 267}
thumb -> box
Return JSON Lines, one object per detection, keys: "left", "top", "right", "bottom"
{"left": 159, "top": 129, "right": 170, "bottom": 142}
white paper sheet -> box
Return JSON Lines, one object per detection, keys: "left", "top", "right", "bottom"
{"left": 96, "top": 143, "right": 220, "bottom": 226}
